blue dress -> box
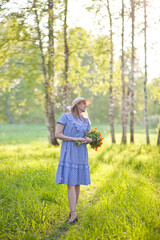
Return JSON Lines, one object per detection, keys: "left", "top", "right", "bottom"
{"left": 55, "top": 113, "right": 91, "bottom": 185}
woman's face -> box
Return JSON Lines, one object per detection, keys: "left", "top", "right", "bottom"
{"left": 77, "top": 100, "right": 87, "bottom": 113}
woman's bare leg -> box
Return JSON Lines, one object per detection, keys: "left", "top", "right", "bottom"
{"left": 67, "top": 185, "right": 77, "bottom": 221}
{"left": 75, "top": 185, "right": 80, "bottom": 205}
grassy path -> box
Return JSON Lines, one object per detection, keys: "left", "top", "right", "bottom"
{"left": 0, "top": 142, "right": 160, "bottom": 240}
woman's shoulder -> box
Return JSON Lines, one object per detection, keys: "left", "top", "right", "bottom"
{"left": 60, "top": 112, "right": 73, "bottom": 121}
{"left": 60, "top": 112, "right": 71, "bottom": 117}
{"left": 64, "top": 112, "right": 72, "bottom": 118}
{"left": 57, "top": 112, "right": 71, "bottom": 125}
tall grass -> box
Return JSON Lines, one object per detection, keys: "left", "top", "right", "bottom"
{"left": 0, "top": 124, "right": 160, "bottom": 239}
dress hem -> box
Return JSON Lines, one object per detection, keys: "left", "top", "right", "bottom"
{"left": 55, "top": 181, "right": 91, "bottom": 186}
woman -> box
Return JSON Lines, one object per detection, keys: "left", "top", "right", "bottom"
{"left": 55, "top": 97, "right": 92, "bottom": 224}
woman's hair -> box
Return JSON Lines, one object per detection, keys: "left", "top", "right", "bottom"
{"left": 71, "top": 105, "right": 87, "bottom": 122}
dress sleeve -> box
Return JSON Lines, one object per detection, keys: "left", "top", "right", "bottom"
{"left": 57, "top": 113, "right": 67, "bottom": 126}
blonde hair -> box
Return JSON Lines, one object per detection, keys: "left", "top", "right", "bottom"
{"left": 71, "top": 105, "right": 87, "bottom": 122}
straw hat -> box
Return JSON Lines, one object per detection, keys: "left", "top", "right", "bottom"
{"left": 66, "top": 97, "right": 91, "bottom": 112}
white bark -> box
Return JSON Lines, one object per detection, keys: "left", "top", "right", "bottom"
{"left": 130, "top": 0, "right": 135, "bottom": 143}
{"left": 34, "top": 0, "right": 58, "bottom": 145}
{"left": 107, "top": 0, "right": 116, "bottom": 143}
{"left": 144, "top": 0, "right": 150, "bottom": 144}
{"left": 121, "top": 0, "right": 127, "bottom": 144}
{"left": 63, "top": 0, "right": 69, "bottom": 113}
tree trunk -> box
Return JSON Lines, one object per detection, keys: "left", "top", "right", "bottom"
{"left": 157, "top": 128, "right": 160, "bottom": 146}
{"left": 33, "top": 0, "right": 48, "bottom": 86}
{"left": 18, "top": 107, "right": 21, "bottom": 123}
{"left": 121, "top": 0, "right": 127, "bottom": 144}
{"left": 33, "top": 0, "right": 58, "bottom": 145}
{"left": 130, "top": 0, "right": 135, "bottom": 143}
{"left": 107, "top": 0, "right": 116, "bottom": 144}
{"left": 6, "top": 94, "right": 14, "bottom": 124}
{"left": 144, "top": 0, "right": 150, "bottom": 144}
{"left": 46, "top": 0, "right": 59, "bottom": 145}
{"left": 157, "top": 127, "right": 160, "bottom": 146}
{"left": 63, "top": 0, "right": 69, "bottom": 112}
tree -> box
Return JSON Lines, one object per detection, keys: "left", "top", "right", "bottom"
{"left": 87, "top": 0, "right": 116, "bottom": 143}
{"left": 121, "top": 0, "right": 127, "bottom": 144}
{"left": 130, "top": 0, "right": 135, "bottom": 143}
{"left": 63, "top": 0, "right": 69, "bottom": 112}
{"left": 0, "top": 17, "right": 44, "bottom": 123}
{"left": 33, "top": 0, "right": 58, "bottom": 145}
{"left": 143, "top": 0, "right": 150, "bottom": 144}
{"left": 157, "top": 127, "right": 160, "bottom": 146}
{"left": 55, "top": 27, "right": 92, "bottom": 97}
{"left": 107, "top": 0, "right": 116, "bottom": 143}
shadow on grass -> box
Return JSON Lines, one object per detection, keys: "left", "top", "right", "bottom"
{"left": 43, "top": 220, "right": 73, "bottom": 240}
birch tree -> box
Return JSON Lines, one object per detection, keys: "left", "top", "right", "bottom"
{"left": 63, "top": 0, "right": 69, "bottom": 112}
{"left": 121, "top": 0, "right": 127, "bottom": 144}
{"left": 107, "top": 0, "right": 116, "bottom": 143}
{"left": 86, "top": 0, "right": 116, "bottom": 143}
{"left": 121, "top": 0, "right": 132, "bottom": 144}
{"left": 130, "top": 0, "right": 135, "bottom": 143}
{"left": 143, "top": 0, "right": 150, "bottom": 144}
{"left": 33, "top": 0, "right": 58, "bottom": 145}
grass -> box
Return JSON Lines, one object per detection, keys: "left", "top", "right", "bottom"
{"left": 0, "top": 124, "right": 160, "bottom": 239}
{"left": 0, "top": 124, "right": 48, "bottom": 144}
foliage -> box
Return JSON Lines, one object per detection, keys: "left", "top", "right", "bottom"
{"left": 0, "top": 0, "right": 160, "bottom": 139}
{"left": 134, "top": 76, "right": 160, "bottom": 127}
{"left": 0, "top": 16, "right": 44, "bottom": 123}
{"left": 152, "top": 77, "right": 160, "bottom": 103}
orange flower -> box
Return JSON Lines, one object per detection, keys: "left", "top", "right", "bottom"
{"left": 83, "top": 127, "right": 104, "bottom": 151}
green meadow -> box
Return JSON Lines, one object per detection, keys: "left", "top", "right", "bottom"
{"left": 0, "top": 124, "right": 160, "bottom": 240}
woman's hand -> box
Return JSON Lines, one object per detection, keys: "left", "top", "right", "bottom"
{"left": 74, "top": 137, "right": 86, "bottom": 143}
{"left": 84, "top": 136, "right": 92, "bottom": 144}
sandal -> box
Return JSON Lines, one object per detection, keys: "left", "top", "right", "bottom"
{"left": 68, "top": 216, "right": 78, "bottom": 224}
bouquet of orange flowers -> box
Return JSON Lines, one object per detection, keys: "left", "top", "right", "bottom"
{"left": 76, "top": 128, "right": 104, "bottom": 151}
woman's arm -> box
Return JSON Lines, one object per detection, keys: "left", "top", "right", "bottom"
{"left": 55, "top": 123, "right": 85, "bottom": 143}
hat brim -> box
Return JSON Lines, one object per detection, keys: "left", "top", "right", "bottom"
{"left": 71, "top": 99, "right": 91, "bottom": 109}
{"left": 85, "top": 99, "right": 91, "bottom": 106}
